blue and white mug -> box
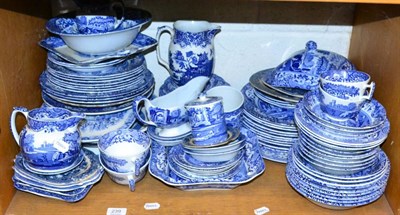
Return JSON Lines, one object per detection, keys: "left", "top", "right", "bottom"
{"left": 185, "top": 94, "right": 228, "bottom": 146}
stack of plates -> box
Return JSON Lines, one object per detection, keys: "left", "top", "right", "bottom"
{"left": 240, "top": 69, "right": 305, "bottom": 163}
{"left": 286, "top": 90, "right": 391, "bottom": 209}
{"left": 39, "top": 50, "right": 156, "bottom": 144}
{"left": 12, "top": 149, "right": 104, "bottom": 202}
{"left": 149, "top": 128, "right": 265, "bottom": 190}
{"left": 167, "top": 129, "right": 246, "bottom": 180}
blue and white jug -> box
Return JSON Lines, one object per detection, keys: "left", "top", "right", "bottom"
{"left": 156, "top": 20, "right": 221, "bottom": 86}
{"left": 10, "top": 107, "right": 85, "bottom": 172}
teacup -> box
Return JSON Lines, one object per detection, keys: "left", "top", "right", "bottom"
{"left": 320, "top": 70, "right": 375, "bottom": 101}
{"left": 206, "top": 86, "right": 244, "bottom": 128}
{"left": 318, "top": 85, "right": 366, "bottom": 120}
{"left": 98, "top": 129, "right": 151, "bottom": 175}
{"left": 99, "top": 152, "right": 150, "bottom": 192}
{"left": 185, "top": 94, "right": 228, "bottom": 146}
{"left": 76, "top": 15, "right": 123, "bottom": 34}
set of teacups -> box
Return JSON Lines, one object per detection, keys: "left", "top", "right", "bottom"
{"left": 98, "top": 129, "right": 151, "bottom": 191}
{"left": 318, "top": 69, "right": 375, "bottom": 120}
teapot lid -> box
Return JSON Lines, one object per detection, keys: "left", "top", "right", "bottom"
{"left": 267, "top": 41, "right": 355, "bottom": 90}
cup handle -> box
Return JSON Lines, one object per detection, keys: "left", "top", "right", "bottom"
{"left": 363, "top": 81, "right": 376, "bottom": 100}
{"left": 127, "top": 175, "right": 136, "bottom": 192}
{"left": 156, "top": 25, "right": 174, "bottom": 75}
{"left": 132, "top": 96, "right": 156, "bottom": 126}
{"left": 10, "top": 107, "right": 29, "bottom": 146}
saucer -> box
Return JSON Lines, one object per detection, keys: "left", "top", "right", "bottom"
{"left": 157, "top": 123, "right": 192, "bottom": 138}
{"left": 13, "top": 149, "right": 104, "bottom": 190}
{"left": 183, "top": 128, "right": 240, "bottom": 149}
{"left": 303, "top": 90, "right": 387, "bottom": 130}
{"left": 39, "top": 33, "right": 157, "bottom": 65}
{"left": 22, "top": 150, "right": 85, "bottom": 175}
{"left": 13, "top": 180, "right": 94, "bottom": 202}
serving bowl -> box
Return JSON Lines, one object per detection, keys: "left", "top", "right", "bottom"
{"left": 46, "top": 17, "right": 150, "bottom": 54}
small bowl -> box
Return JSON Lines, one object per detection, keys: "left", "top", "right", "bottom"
{"left": 183, "top": 132, "right": 245, "bottom": 155}
{"left": 98, "top": 129, "right": 151, "bottom": 174}
{"left": 46, "top": 17, "right": 150, "bottom": 54}
{"left": 99, "top": 152, "right": 150, "bottom": 192}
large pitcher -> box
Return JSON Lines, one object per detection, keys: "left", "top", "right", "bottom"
{"left": 10, "top": 106, "right": 85, "bottom": 173}
{"left": 156, "top": 20, "right": 221, "bottom": 86}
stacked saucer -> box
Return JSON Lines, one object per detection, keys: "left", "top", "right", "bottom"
{"left": 12, "top": 149, "right": 104, "bottom": 202}
{"left": 241, "top": 77, "right": 300, "bottom": 163}
{"left": 167, "top": 128, "right": 246, "bottom": 180}
{"left": 286, "top": 87, "right": 390, "bottom": 209}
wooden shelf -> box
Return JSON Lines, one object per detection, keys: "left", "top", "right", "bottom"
{"left": 261, "top": 0, "right": 400, "bottom": 4}
{"left": 6, "top": 161, "right": 393, "bottom": 215}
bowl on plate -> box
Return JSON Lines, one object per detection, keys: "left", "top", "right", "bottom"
{"left": 45, "top": 8, "right": 151, "bottom": 54}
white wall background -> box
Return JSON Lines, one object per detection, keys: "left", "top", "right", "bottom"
{"left": 142, "top": 22, "right": 353, "bottom": 95}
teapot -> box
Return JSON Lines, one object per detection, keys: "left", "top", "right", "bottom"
{"left": 10, "top": 106, "right": 85, "bottom": 172}
{"left": 156, "top": 20, "right": 221, "bottom": 86}
{"left": 132, "top": 76, "right": 209, "bottom": 137}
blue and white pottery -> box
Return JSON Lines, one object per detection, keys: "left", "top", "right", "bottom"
{"left": 249, "top": 70, "right": 301, "bottom": 103}
{"left": 146, "top": 126, "right": 191, "bottom": 147}
{"left": 185, "top": 94, "right": 228, "bottom": 146}
{"left": 268, "top": 40, "right": 355, "bottom": 90}
{"left": 99, "top": 151, "right": 150, "bottom": 192}
{"left": 318, "top": 86, "right": 366, "bottom": 120}
{"left": 320, "top": 69, "right": 375, "bottom": 101}
{"left": 13, "top": 148, "right": 104, "bottom": 191}
{"left": 39, "top": 33, "right": 157, "bottom": 64}
{"left": 262, "top": 68, "right": 308, "bottom": 98}
{"left": 148, "top": 127, "right": 265, "bottom": 190}
{"left": 13, "top": 180, "right": 93, "bottom": 203}
{"left": 133, "top": 76, "right": 209, "bottom": 137}
{"left": 159, "top": 74, "right": 230, "bottom": 96}
{"left": 98, "top": 129, "right": 151, "bottom": 174}
{"left": 206, "top": 86, "right": 244, "bottom": 129}
{"left": 76, "top": 15, "right": 123, "bottom": 34}
{"left": 46, "top": 15, "right": 150, "bottom": 54}
{"left": 156, "top": 20, "right": 221, "bottom": 86}
{"left": 302, "top": 90, "right": 387, "bottom": 130}
{"left": 47, "top": 52, "right": 124, "bottom": 72}
{"left": 10, "top": 107, "right": 85, "bottom": 173}
{"left": 183, "top": 138, "right": 246, "bottom": 163}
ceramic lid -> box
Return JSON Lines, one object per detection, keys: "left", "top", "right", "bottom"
{"left": 267, "top": 41, "right": 356, "bottom": 90}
